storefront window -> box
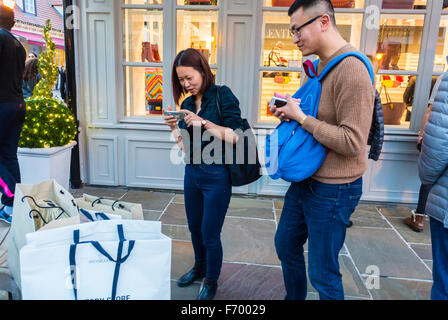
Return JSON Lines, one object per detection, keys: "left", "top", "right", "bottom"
{"left": 259, "top": 71, "right": 301, "bottom": 123}
{"left": 124, "top": 0, "right": 163, "bottom": 4}
{"left": 259, "top": 11, "right": 363, "bottom": 123}
{"left": 177, "top": 10, "right": 218, "bottom": 65}
{"left": 376, "top": 15, "right": 424, "bottom": 72}
{"left": 263, "top": 0, "right": 365, "bottom": 9}
{"left": 376, "top": 74, "right": 415, "bottom": 128}
{"left": 123, "top": 9, "right": 163, "bottom": 63}
{"left": 123, "top": 8, "right": 164, "bottom": 118}
{"left": 381, "top": 0, "right": 426, "bottom": 9}
{"left": 177, "top": 0, "right": 218, "bottom": 5}
{"left": 434, "top": 14, "right": 448, "bottom": 73}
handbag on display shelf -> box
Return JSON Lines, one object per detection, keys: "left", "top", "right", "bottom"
{"left": 380, "top": 83, "right": 406, "bottom": 125}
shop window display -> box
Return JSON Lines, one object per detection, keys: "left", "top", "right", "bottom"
{"left": 259, "top": 12, "right": 362, "bottom": 123}
{"left": 177, "top": 11, "right": 218, "bottom": 65}
{"left": 434, "top": 14, "right": 448, "bottom": 73}
{"left": 124, "top": 0, "right": 163, "bottom": 4}
{"left": 123, "top": 9, "right": 164, "bottom": 117}
{"left": 178, "top": 0, "right": 218, "bottom": 5}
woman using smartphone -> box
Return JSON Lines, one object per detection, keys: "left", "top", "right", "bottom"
{"left": 163, "top": 48, "right": 243, "bottom": 300}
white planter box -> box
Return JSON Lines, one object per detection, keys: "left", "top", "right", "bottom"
{"left": 17, "top": 141, "right": 77, "bottom": 190}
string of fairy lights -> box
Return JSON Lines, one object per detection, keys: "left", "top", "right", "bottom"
{"left": 19, "top": 20, "right": 77, "bottom": 149}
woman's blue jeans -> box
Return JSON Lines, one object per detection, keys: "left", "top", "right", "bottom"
{"left": 275, "top": 177, "right": 363, "bottom": 300}
{"left": 184, "top": 164, "right": 232, "bottom": 280}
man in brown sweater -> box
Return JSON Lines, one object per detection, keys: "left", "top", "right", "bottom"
{"left": 271, "top": 0, "right": 375, "bottom": 300}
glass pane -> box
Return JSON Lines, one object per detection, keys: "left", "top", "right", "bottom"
{"left": 262, "top": 12, "right": 302, "bottom": 67}
{"left": 264, "top": 0, "right": 365, "bottom": 9}
{"left": 376, "top": 14, "right": 424, "bottom": 72}
{"left": 259, "top": 71, "right": 301, "bottom": 123}
{"left": 335, "top": 13, "right": 363, "bottom": 49}
{"left": 123, "top": 0, "right": 163, "bottom": 4}
{"left": 177, "top": 10, "right": 218, "bottom": 65}
{"left": 381, "top": 0, "right": 425, "bottom": 9}
{"left": 178, "top": 0, "right": 218, "bottom": 5}
{"left": 125, "top": 67, "right": 164, "bottom": 117}
{"left": 376, "top": 74, "right": 413, "bottom": 128}
{"left": 434, "top": 15, "right": 448, "bottom": 73}
{"left": 123, "top": 9, "right": 163, "bottom": 63}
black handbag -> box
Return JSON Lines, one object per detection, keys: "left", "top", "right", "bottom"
{"left": 216, "top": 87, "right": 262, "bottom": 187}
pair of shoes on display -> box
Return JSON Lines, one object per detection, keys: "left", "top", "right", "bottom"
{"left": 0, "top": 206, "right": 12, "bottom": 224}
{"left": 177, "top": 265, "right": 218, "bottom": 300}
{"left": 404, "top": 210, "right": 425, "bottom": 232}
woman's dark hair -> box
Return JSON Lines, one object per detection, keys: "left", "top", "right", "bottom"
{"left": 23, "top": 58, "right": 39, "bottom": 82}
{"left": 171, "top": 48, "right": 215, "bottom": 105}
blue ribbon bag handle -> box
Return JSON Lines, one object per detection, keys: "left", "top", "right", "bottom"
{"left": 69, "top": 224, "right": 135, "bottom": 300}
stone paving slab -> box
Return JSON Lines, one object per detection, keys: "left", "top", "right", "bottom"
{"left": 222, "top": 217, "right": 280, "bottom": 266}
{"left": 227, "top": 198, "right": 274, "bottom": 220}
{"left": 350, "top": 204, "right": 390, "bottom": 228}
{"left": 70, "top": 186, "right": 128, "bottom": 200}
{"left": 363, "top": 277, "right": 432, "bottom": 300}
{"left": 160, "top": 203, "right": 188, "bottom": 225}
{"left": 120, "top": 190, "right": 174, "bottom": 211}
{"left": 387, "top": 217, "right": 431, "bottom": 245}
{"left": 215, "top": 263, "right": 285, "bottom": 300}
{"left": 345, "top": 227, "right": 432, "bottom": 280}
{"left": 411, "top": 244, "right": 433, "bottom": 261}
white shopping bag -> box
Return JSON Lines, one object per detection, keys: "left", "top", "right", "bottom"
{"left": 75, "top": 195, "right": 144, "bottom": 221}
{"left": 8, "top": 179, "right": 79, "bottom": 289}
{"left": 20, "top": 220, "right": 171, "bottom": 300}
{"left": 78, "top": 208, "right": 122, "bottom": 223}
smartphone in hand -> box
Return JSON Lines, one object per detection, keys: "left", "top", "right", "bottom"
{"left": 164, "top": 110, "right": 186, "bottom": 120}
{"left": 269, "top": 97, "right": 288, "bottom": 108}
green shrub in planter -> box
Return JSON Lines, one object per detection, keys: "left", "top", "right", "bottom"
{"left": 19, "top": 19, "right": 77, "bottom": 149}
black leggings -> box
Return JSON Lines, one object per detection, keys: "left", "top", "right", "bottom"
{"left": 416, "top": 184, "right": 432, "bottom": 215}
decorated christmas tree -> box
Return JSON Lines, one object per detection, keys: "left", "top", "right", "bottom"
{"left": 19, "top": 20, "right": 77, "bottom": 149}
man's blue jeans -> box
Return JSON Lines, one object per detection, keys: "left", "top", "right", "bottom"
{"left": 275, "top": 177, "right": 363, "bottom": 300}
{"left": 430, "top": 217, "right": 448, "bottom": 300}
{"left": 184, "top": 164, "right": 232, "bottom": 281}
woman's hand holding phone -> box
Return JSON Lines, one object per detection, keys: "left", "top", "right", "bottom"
{"left": 163, "top": 107, "right": 179, "bottom": 130}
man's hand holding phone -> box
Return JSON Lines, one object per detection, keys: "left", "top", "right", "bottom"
{"left": 269, "top": 93, "right": 306, "bottom": 124}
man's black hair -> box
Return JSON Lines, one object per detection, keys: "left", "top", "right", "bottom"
{"left": 288, "top": 0, "right": 336, "bottom": 25}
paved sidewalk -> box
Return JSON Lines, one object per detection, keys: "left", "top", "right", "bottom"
{"left": 0, "top": 185, "right": 433, "bottom": 300}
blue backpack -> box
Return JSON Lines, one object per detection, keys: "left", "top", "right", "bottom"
{"left": 265, "top": 52, "right": 375, "bottom": 183}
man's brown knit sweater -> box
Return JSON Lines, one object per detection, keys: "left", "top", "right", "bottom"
{"left": 301, "top": 44, "right": 375, "bottom": 184}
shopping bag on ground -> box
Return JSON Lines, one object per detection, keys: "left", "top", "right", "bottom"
{"left": 75, "top": 194, "right": 144, "bottom": 220}
{"left": 8, "top": 179, "right": 79, "bottom": 289}
{"left": 78, "top": 208, "right": 122, "bottom": 223}
{"left": 20, "top": 220, "right": 171, "bottom": 300}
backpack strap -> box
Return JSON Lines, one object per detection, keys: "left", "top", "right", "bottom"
{"left": 317, "top": 51, "right": 375, "bottom": 84}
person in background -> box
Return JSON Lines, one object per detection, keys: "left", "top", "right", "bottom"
{"left": 0, "top": 4, "right": 27, "bottom": 224}
{"left": 418, "top": 68, "right": 448, "bottom": 300}
{"left": 404, "top": 73, "right": 444, "bottom": 232}
{"left": 163, "top": 48, "right": 244, "bottom": 300}
{"left": 22, "top": 57, "right": 40, "bottom": 99}
{"left": 28, "top": 51, "right": 38, "bottom": 59}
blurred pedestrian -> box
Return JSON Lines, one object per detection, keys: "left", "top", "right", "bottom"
{"left": 0, "top": 4, "right": 27, "bottom": 224}
{"left": 418, "top": 66, "right": 448, "bottom": 300}
{"left": 22, "top": 57, "right": 40, "bottom": 99}
{"left": 404, "top": 74, "right": 444, "bottom": 232}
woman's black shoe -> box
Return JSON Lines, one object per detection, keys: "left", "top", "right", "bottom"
{"left": 177, "top": 266, "right": 206, "bottom": 287}
{"left": 197, "top": 278, "right": 218, "bottom": 300}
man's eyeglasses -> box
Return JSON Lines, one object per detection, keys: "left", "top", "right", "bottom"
{"left": 289, "top": 15, "right": 323, "bottom": 38}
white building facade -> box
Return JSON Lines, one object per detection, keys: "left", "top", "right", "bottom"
{"left": 74, "top": 0, "right": 448, "bottom": 203}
